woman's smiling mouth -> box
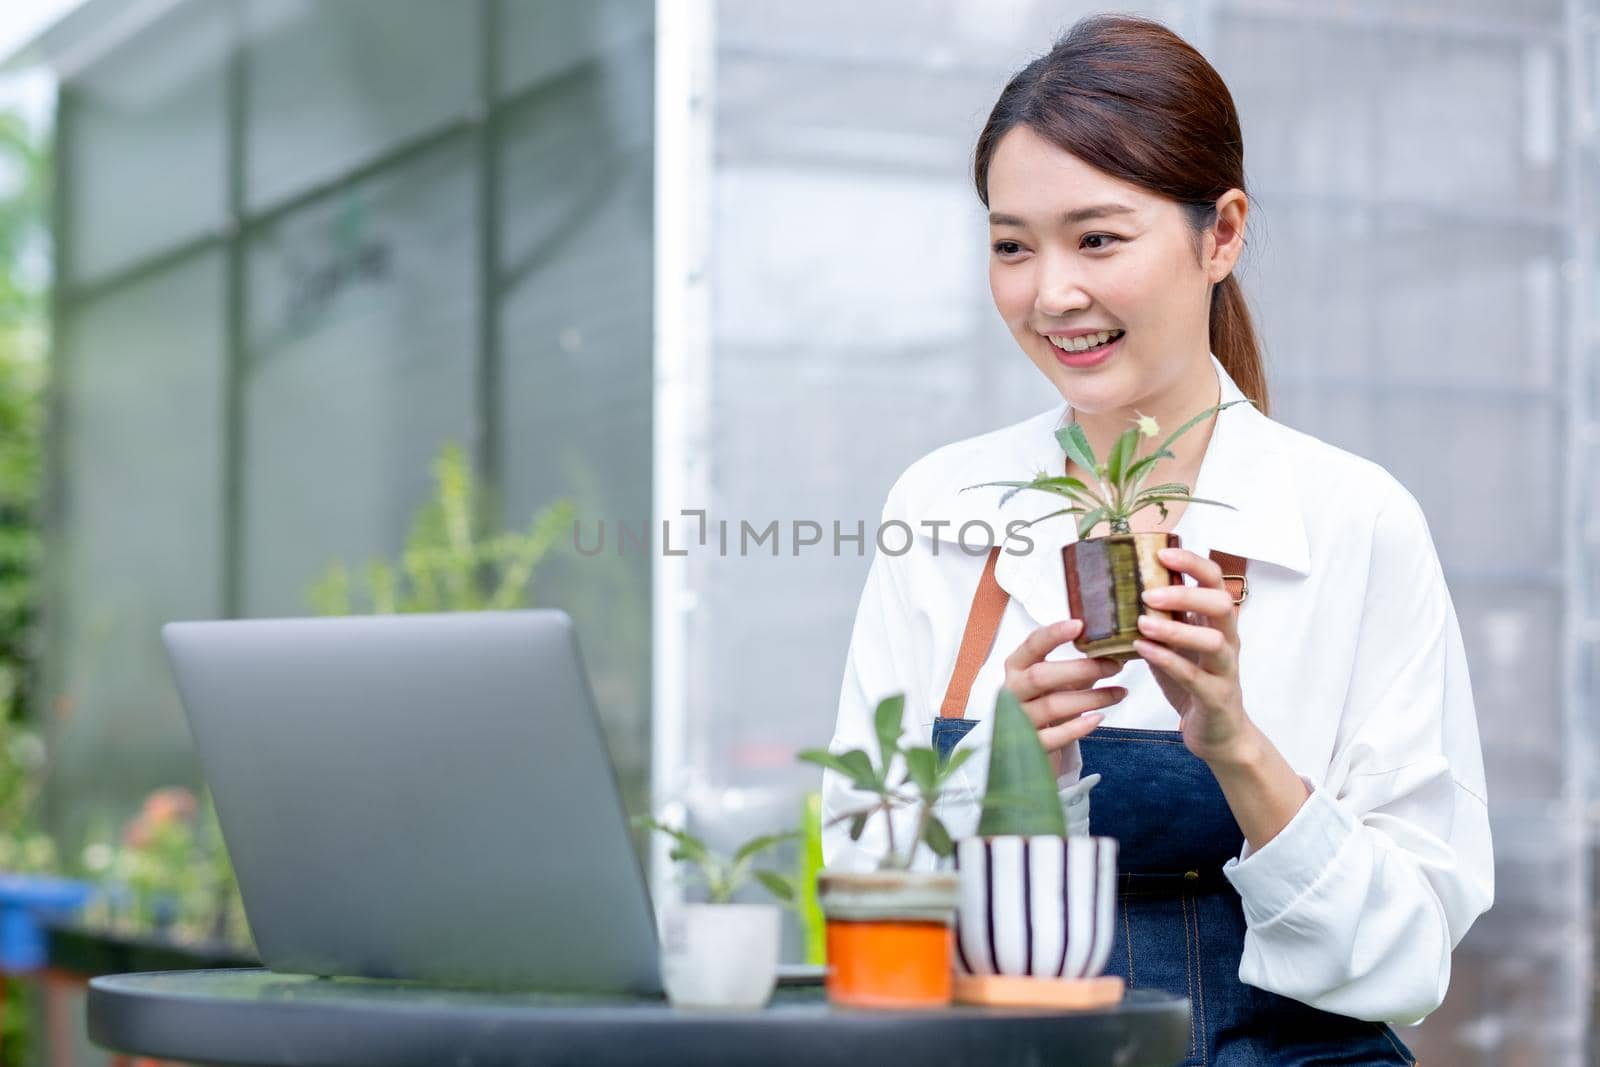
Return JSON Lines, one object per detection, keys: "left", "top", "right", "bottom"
{"left": 1046, "top": 328, "right": 1125, "bottom": 368}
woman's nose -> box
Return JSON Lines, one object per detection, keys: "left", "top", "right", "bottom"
{"left": 1034, "top": 253, "right": 1092, "bottom": 317}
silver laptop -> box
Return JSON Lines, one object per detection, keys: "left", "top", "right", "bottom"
{"left": 161, "top": 610, "right": 661, "bottom": 994}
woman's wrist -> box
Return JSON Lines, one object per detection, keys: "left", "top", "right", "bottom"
{"left": 1205, "top": 722, "right": 1312, "bottom": 854}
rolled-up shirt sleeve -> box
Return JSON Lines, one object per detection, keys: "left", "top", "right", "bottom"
{"left": 1220, "top": 483, "right": 1495, "bottom": 1026}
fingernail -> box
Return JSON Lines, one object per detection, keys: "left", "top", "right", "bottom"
{"left": 1141, "top": 588, "right": 1166, "bottom": 603}
{"left": 1083, "top": 712, "right": 1106, "bottom": 724}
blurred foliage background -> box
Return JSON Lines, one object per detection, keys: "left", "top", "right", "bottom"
{"left": 0, "top": 97, "right": 56, "bottom": 1067}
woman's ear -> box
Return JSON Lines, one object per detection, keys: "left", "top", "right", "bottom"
{"left": 1203, "top": 188, "right": 1248, "bottom": 283}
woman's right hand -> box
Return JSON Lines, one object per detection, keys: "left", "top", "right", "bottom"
{"left": 1004, "top": 618, "right": 1127, "bottom": 775}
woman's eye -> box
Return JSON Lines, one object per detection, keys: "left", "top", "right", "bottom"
{"left": 991, "top": 240, "right": 1023, "bottom": 256}
{"left": 1082, "top": 233, "right": 1121, "bottom": 250}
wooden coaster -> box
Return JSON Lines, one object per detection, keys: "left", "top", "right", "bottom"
{"left": 953, "top": 973, "right": 1126, "bottom": 1009}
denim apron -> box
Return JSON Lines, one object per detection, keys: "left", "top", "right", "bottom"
{"left": 933, "top": 546, "right": 1418, "bottom": 1067}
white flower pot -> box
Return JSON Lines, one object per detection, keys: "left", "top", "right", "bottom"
{"left": 954, "top": 835, "right": 1118, "bottom": 979}
{"left": 659, "top": 903, "right": 781, "bottom": 1009}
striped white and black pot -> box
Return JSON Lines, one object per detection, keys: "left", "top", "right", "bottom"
{"left": 953, "top": 835, "right": 1118, "bottom": 979}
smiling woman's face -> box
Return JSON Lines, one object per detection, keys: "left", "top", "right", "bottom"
{"left": 985, "top": 124, "right": 1238, "bottom": 418}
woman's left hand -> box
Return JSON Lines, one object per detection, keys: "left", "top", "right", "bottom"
{"left": 1133, "top": 546, "right": 1256, "bottom": 766}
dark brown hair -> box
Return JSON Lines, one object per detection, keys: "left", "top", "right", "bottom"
{"left": 973, "top": 14, "right": 1268, "bottom": 414}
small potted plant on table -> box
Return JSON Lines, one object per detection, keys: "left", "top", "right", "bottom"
{"left": 633, "top": 817, "right": 797, "bottom": 1010}
{"left": 965, "top": 401, "right": 1247, "bottom": 661}
{"left": 952, "top": 688, "right": 1121, "bottom": 1007}
{"left": 798, "top": 695, "right": 973, "bottom": 1009}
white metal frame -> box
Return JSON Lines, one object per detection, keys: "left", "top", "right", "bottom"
{"left": 650, "top": 0, "right": 715, "bottom": 910}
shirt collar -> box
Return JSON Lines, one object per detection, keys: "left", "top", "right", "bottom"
{"left": 919, "top": 353, "right": 1310, "bottom": 626}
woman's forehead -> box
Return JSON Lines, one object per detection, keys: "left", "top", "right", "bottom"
{"left": 986, "top": 127, "right": 1154, "bottom": 222}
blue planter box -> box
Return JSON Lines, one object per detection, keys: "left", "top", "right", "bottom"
{"left": 0, "top": 874, "right": 94, "bottom": 972}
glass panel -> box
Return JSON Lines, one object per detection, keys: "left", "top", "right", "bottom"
{"left": 62, "top": 4, "right": 228, "bottom": 285}
{"left": 1454, "top": 585, "right": 1561, "bottom": 803}
{"left": 241, "top": 140, "right": 477, "bottom": 615}
{"left": 45, "top": 252, "right": 225, "bottom": 848}
{"left": 1378, "top": 396, "right": 1558, "bottom": 573}
{"left": 496, "top": 21, "right": 653, "bottom": 813}
{"left": 497, "top": 0, "right": 653, "bottom": 101}
{"left": 1414, "top": 804, "right": 1586, "bottom": 1064}
{"left": 244, "top": 0, "right": 479, "bottom": 210}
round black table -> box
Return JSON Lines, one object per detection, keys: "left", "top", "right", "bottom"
{"left": 88, "top": 969, "right": 1192, "bottom": 1066}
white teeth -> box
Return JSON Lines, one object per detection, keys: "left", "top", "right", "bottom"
{"left": 1048, "top": 329, "right": 1122, "bottom": 352}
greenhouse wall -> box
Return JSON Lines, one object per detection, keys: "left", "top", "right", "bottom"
{"left": 40, "top": 0, "right": 656, "bottom": 849}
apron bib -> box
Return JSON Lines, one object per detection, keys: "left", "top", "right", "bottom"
{"left": 934, "top": 543, "right": 1418, "bottom": 1066}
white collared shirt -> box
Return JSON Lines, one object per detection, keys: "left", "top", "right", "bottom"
{"left": 821, "top": 353, "right": 1494, "bottom": 1026}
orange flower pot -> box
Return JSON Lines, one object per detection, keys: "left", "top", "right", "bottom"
{"left": 815, "top": 870, "right": 959, "bottom": 1009}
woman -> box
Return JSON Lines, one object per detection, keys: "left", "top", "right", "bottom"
{"left": 820, "top": 14, "right": 1493, "bottom": 1066}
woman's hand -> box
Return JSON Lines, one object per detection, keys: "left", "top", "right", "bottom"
{"left": 1004, "top": 619, "right": 1126, "bottom": 775}
{"left": 1133, "top": 546, "right": 1255, "bottom": 766}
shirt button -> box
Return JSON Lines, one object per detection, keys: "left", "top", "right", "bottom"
{"left": 1183, "top": 870, "right": 1200, "bottom": 881}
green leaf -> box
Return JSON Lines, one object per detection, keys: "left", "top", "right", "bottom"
{"left": 1131, "top": 481, "right": 1191, "bottom": 499}
{"left": 937, "top": 746, "right": 976, "bottom": 781}
{"left": 733, "top": 830, "right": 801, "bottom": 865}
{"left": 1106, "top": 426, "right": 1139, "bottom": 488}
{"left": 1149, "top": 400, "right": 1250, "bottom": 468}
{"left": 1076, "top": 507, "right": 1108, "bottom": 539}
{"left": 1015, "top": 507, "right": 1088, "bottom": 531}
{"left": 977, "top": 689, "right": 1068, "bottom": 837}
{"left": 841, "top": 749, "right": 881, "bottom": 790}
{"left": 797, "top": 748, "right": 882, "bottom": 793}
{"left": 848, "top": 811, "right": 870, "bottom": 841}
{"left": 634, "top": 817, "right": 710, "bottom": 865}
{"left": 1019, "top": 476, "right": 1107, "bottom": 511}
{"left": 874, "top": 694, "right": 905, "bottom": 770}
{"left": 923, "top": 816, "right": 954, "bottom": 858}
{"left": 754, "top": 870, "right": 796, "bottom": 902}
{"left": 902, "top": 747, "right": 938, "bottom": 795}
{"left": 1056, "top": 422, "right": 1099, "bottom": 477}
{"left": 1131, "top": 495, "right": 1237, "bottom": 511}
{"left": 960, "top": 478, "right": 1029, "bottom": 503}
{"left": 1120, "top": 449, "right": 1176, "bottom": 497}
{"left": 1006, "top": 480, "right": 1097, "bottom": 510}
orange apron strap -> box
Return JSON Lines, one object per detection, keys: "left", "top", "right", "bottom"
{"left": 938, "top": 546, "right": 1011, "bottom": 719}
{"left": 1211, "top": 550, "right": 1249, "bottom": 606}
{"left": 936, "top": 544, "right": 1251, "bottom": 723}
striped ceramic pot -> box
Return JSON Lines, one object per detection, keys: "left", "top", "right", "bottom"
{"left": 953, "top": 835, "right": 1118, "bottom": 979}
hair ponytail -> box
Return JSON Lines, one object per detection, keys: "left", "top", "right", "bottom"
{"left": 1211, "top": 274, "right": 1268, "bottom": 416}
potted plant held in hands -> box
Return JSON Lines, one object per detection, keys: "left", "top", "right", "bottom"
{"left": 952, "top": 689, "right": 1122, "bottom": 1007}
{"left": 965, "top": 401, "right": 1248, "bottom": 661}
{"left": 798, "top": 694, "right": 973, "bottom": 1009}
{"left": 633, "top": 817, "right": 797, "bottom": 1010}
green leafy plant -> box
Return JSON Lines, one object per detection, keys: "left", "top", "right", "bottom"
{"left": 78, "top": 788, "right": 251, "bottom": 951}
{"left": 307, "top": 442, "right": 575, "bottom": 615}
{"left": 963, "top": 401, "right": 1249, "bottom": 539}
{"left": 976, "top": 689, "right": 1067, "bottom": 837}
{"left": 797, "top": 694, "right": 974, "bottom": 871}
{"left": 632, "top": 817, "right": 799, "bottom": 904}
{"left": 0, "top": 107, "right": 52, "bottom": 882}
